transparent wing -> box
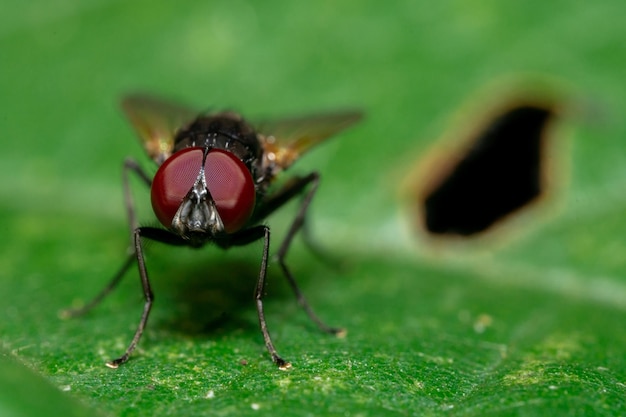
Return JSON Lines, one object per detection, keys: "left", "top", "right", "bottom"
{"left": 121, "top": 94, "right": 198, "bottom": 165}
{"left": 256, "top": 110, "right": 363, "bottom": 171}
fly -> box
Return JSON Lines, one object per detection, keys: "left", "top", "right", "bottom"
{"left": 64, "top": 94, "right": 362, "bottom": 370}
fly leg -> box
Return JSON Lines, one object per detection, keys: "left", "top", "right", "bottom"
{"left": 254, "top": 172, "right": 344, "bottom": 337}
{"left": 299, "top": 195, "right": 345, "bottom": 270}
{"left": 106, "top": 227, "right": 187, "bottom": 368}
{"left": 60, "top": 254, "right": 135, "bottom": 319}
{"left": 123, "top": 158, "right": 152, "bottom": 240}
{"left": 228, "top": 226, "right": 291, "bottom": 369}
{"left": 105, "top": 227, "right": 153, "bottom": 368}
{"left": 60, "top": 159, "right": 152, "bottom": 319}
{"left": 277, "top": 173, "right": 345, "bottom": 336}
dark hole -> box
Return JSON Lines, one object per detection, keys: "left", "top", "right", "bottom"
{"left": 423, "top": 105, "right": 553, "bottom": 236}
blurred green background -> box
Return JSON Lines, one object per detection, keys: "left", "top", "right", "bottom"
{"left": 2, "top": 0, "right": 626, "bottom": 416}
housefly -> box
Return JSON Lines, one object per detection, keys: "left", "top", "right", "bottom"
{"left": 65, "top": 94, "right": 362, "bottom": 370}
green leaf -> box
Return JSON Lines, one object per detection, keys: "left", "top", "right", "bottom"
{"left": 2, "top": 0, "right": 626, "bottom": 416}
{"left": 0, "top": 352, "right": 102, "bottom": 417}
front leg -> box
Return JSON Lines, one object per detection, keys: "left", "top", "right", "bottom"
{"left": 228, "top": 226, "right": 291, "bottom": 369}
{"left": 107, "top": 227, "right": 188, "bottom": 368}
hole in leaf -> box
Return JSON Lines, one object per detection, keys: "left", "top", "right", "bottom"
{"left": 421, "top": 104, "right": 556, "bottom": 236}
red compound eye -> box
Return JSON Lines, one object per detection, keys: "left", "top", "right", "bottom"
{"left": 151, "top": 147, "right": 256, "bottom": 233}
{"left": 204, "top": 149, "right": 256, "bottom": 233}
{"left": 151, "top": 147, "right": 204, "bottom": 228}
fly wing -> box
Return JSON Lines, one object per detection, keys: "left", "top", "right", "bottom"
{"left": 256, "top": 110, "right": 363, "bottom": 173}
{"left": 121, "top": 94, "right": 198, "bottom": 165}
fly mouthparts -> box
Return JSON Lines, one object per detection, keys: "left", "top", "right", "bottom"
{"left": 171, "top": 191, "right": 225, "bottom": 237}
